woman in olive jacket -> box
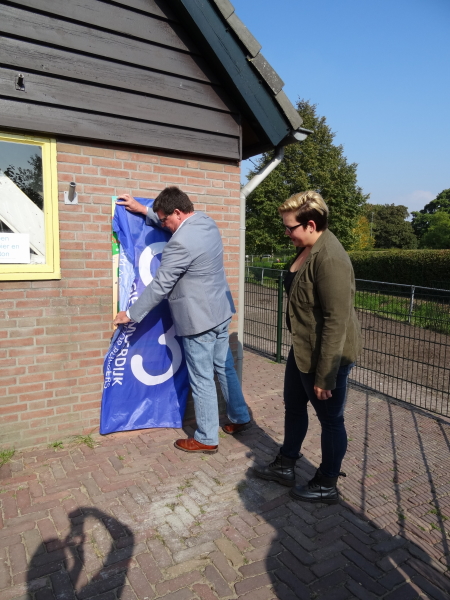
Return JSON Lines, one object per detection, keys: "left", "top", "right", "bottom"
{"left": 254, "top": 191, "right": 362, "bottom": 504}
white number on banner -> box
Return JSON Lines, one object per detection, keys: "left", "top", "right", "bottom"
{"left": 131, "top": 325, "right": 182, "bottom": 385}
{"left": 139, "top": 241, "right": 167, "bottom": 286}
{"left": 133, "top": 240, "right": 182, "bottom": 385}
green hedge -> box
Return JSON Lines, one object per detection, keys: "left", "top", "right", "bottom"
{"left": 348, "top": 249, "right": 450, "bottom": 288}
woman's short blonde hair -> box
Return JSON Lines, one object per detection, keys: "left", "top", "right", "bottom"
{"left": 278, "top": 190, "right": 329, "bottom": 231}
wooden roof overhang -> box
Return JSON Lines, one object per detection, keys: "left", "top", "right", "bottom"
{"left": 173, "top": 0, "right": 308, "bottom": 159}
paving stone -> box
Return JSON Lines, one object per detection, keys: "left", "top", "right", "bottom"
{"left": 373, "top": 534, "right": 407, "bottom": 553}
{"left": 135, "top": 552, "right": 163, "bottom": 584}
{"left": 376, "top": 547, "right": 411, "bottom": 572}
{"left": 214, "top": 538, "right": 244, "bottom": 567}
{"left": 344, "top": 563, "right": 387, "bottom": 595}
{"left": 192, "top": 583, "right": 219, "bottom": 600}
{"left": 273, "top": 567, "right": 310, "bottom": 599}
{"left": 342, "top": 548, "right": 384, "bottom": 579}
{"left": 271, "top": 581, "right": 301, "bottom": 600}
{"left": 345, "top": 578, "right": 379, "bottom": 600}
{"left": 310, "top": 553, "right": 349, "bottom": 578}
{"left": 244, "top": 542, "right": 283, "bottom": 563}
{"left": 406, "top": 558, "right": 450, "bottom": 588}
{"left": 316, "top": 586, "right": 354, "bottom": 600}
{"left": 277, "top": 550, "right": 315, "bottom": 584}
{"left": 239, "top": 557, "right": 280, "bottom": 578}
{"left": 383, "top": 582, "right": 423, "bottom": 599}
{"left": 234, "top": 572, "right": 274, "bottom": 596}
{"left": 282, "top": 526, "right": 316, "bottom": 551}
{"left": 172, "top": 542, "right": 216, "bottom": 564}
{"left": 411, "top": 575, "right": 449, "bottom": 600}
{"left": 1, "top": 350, "right": 450, "bottom": 600}
{"left": 210, "top": 550, "right": 239, "bottom": 583}
{"left": 380, "top": 565, "right": 414, "bottom": 594}
{"left": 204, "top": 564, "right": 232, "bottom": 598}
{"left": 155, "top": 570, "right": 202, "bottom": 595}
{"left": 309, "top": 568, "right": 348, "bottom": 594}
{"left": 155, "top": 589, "right": 195, "bottom": 600}
{"left": 237, "top": 588, "right": 276, "bottom": 600}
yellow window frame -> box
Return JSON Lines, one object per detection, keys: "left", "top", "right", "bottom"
{"left": 0, "top": 131, "right": 60, "bottom": 280}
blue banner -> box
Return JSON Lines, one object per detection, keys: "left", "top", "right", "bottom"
{"left": 100, "top": 199, "right": 190, "bottom": 434}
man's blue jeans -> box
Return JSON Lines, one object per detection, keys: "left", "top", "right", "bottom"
{"left": 182, "top": 318, "right": 250, "bottom": 445}
{"left": 281, "top": 346, "right": 353, "bottom": 478}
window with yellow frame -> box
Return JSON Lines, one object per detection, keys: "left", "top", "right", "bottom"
{"left": 0, "top": 132, "right": 60, "bottom": 280}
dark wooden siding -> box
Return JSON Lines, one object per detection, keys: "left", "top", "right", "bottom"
{"left": 0, "top": 0, "right": 241, "bottom": 159}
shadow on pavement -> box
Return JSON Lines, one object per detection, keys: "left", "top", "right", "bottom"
{"left": 226, "top": 390, "right": 450, "bottom": 599}
{"left": 26, "top": 508, "right": 134, "bottom": 599}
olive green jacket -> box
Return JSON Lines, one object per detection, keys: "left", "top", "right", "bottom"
{"left": 288, "top": 229, "right": 362, "bottom": 390}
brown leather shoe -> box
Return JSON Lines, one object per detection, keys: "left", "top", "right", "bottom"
{"left": 174, "top": 438, "right": 218, "bottom": 454}
{"left": 222, "top": 421, "right": 251, "bottom": 435}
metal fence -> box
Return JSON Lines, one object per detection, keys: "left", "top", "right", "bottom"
{"left": 244, "top": 268, "right": 450, "bottom": 417}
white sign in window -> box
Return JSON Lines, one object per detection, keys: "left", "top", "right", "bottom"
{"left": 0, "top": 233, "right": 30, "bottom": 263}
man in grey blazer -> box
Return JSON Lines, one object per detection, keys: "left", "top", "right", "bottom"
{"left": 113, "top": 187, "right": 251, "bottom": 453}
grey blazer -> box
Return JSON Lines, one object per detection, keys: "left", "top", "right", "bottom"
{"left": 128, "top": 209, "right": 235, "bottom": 336}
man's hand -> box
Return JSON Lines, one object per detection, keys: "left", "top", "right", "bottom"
{"left": 113, "top": 311, "right": 131, "bottom": 326}
{"left": 314, "top": 386, "right": 333, "bottom": 401}
{"left": 116, "top": 193, "right": 147, "bottom": 216}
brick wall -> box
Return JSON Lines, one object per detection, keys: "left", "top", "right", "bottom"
{"left": 0, "top": 140, "right": 241, "bottom": 450}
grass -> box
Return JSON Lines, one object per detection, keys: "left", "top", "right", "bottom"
{"left": 178, "top": 479, "right": 192, "bottom": 491}
{"left": 246, "top": 273, "right": 279, "bottom": 290}
{"left": 355, "top": 290, "right": 450, "bottom": 335}
{"left": 48, "top": 441, "right": 64, "bottom": 450}
{"left": 0, "top": 449, "right": 15, "bottom": 467}
{"left": 428, "top": 509, "right": 448, "bottom": 521}
{"left": 247, "top": 268, "right": 450, "bottom": 336}
{"left": 72, "top": 434, "right": 97, "bottom": 449}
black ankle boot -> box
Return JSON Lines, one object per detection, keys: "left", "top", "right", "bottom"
{"left": 253, "top": 453, "right": 300, "bottom": 487}
{"left": 289, "top": 468, "right": 345, "bottom": 504}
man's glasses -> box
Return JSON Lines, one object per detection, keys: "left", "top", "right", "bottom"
{"left": 284, "top": 223, "right": 305, "bottom": 234}
{"left": 159, "top": 215, "right": 170, "bottom": 225}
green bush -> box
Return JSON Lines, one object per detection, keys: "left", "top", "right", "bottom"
{"left": 349, "top": 249, "right": 450, "bottom": 288}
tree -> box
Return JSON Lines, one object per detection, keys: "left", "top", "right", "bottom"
{"left": 366, "top": 203, "right": 418, "bottom": 249}
{"left": 351, "top": 215, "right": 374, "bottom": 250}
{"left": 411, "top": 188, "right": 450, "bottom": 241}
{"left": 420, "top": 211, "right": 450, "bottom": 249}
{"left": 245, "top": 100, "right": 369, "bottom": 254}
{"left": 4, "top": 154, "right": 43, "bottom": 209}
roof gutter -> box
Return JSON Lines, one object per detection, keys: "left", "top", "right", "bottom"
{"left": 236, "top": 127, "right": 312, "bottom": 383}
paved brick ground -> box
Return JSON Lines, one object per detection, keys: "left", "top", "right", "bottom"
{"left": 1, "top": 350, "right": 449, "bottom": 600}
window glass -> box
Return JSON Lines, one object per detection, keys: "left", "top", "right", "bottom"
{"left": 0, "top": 141, "right": 45, "bottom": 264}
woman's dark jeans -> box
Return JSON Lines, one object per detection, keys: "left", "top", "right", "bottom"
{"left": 280, "top": 347, "right": 354, "bottom": 479}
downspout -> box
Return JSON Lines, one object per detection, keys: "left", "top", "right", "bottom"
{"left": 236, "top": 145, "right": 285, "bottom": 383}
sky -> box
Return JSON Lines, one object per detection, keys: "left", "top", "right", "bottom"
{"left": 233, "top": 0, "right": 450, "bottom": 215}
